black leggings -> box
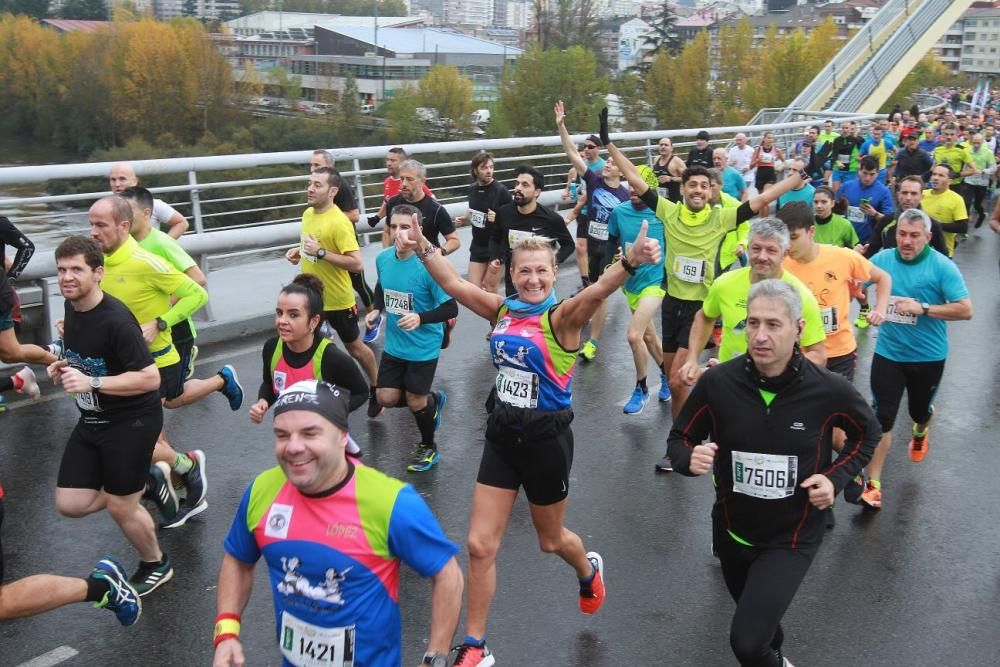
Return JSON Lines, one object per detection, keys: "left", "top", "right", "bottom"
{"left": 968, "top": 184, "right": 989, "bottom": 220}
{"left": 350, "top": 270, "right": 374, "bottom": 309}
{"left": 718, "top": 533, "right": 816, "bottom": 667}
{"left": 869, "top": 353, "right": 944, "bottom": 432}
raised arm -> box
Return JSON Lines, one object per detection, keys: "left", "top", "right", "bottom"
{"left": 747, "top": 169, "right": 807, "bottom": 215}
{"left": 555, "top": 100, "right": 588, "bottom": 176}
{"left": 599, "top": 109, "right": 650, "bottom": 197}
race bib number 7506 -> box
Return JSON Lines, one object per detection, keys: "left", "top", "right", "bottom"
{"left": 732, "top": 450, "right": 797, "bottom": 500}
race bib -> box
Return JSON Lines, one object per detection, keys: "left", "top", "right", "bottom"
{"left": 508, "top": 229, "right": 535, "bottom": 248}
{"left": 301, "top": 235, "right": 317, "bottom": 263}
{"left": 75, "top": 391, "right": 100, "bottom": 412}
{"left": 383, "top": 288, "right": 413, "bottom": 316}
{"left": 820, "top": 306, "right": 839, "bottom": 334}
{"left": 673, "top": 255, "right": 706, "bottom": 283}
{"left": 657, "top": 187, "right": 668, "bottom": 199}
{"left": 588, "top": 220, "right": 609, "bottom": 241}
{"left": 732, "top": 450, "right": 798, "bottom": 500}
{"left": 280, "top": 611, "right": 355, "bottom": 667}
{"left": 273, "top": 370, "right": 288, "bottom": 395}
{"left": 759, "top": 152, "right": 774, "bottom": 165}
{"left": 837, "top": 153, "right": 851, "bottom": 169}
{"left": 885, "top": 296, "right": 918, "bottom": 325}
{"left": 495, "top": 366, "right": 539, "bottom": 409}
{"left": 469, "top": 209, "right": 486, "bottom": 228}
{"left": 846, "top": 206, "right": 865, "bottom": 224}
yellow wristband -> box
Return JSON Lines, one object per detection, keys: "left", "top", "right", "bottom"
{"left": 214, "top": 618, "right": 241, "bottom": 638}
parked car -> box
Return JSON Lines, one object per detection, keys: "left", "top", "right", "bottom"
{"left": 360, "top": 103, "right": 375, "bottom": 114}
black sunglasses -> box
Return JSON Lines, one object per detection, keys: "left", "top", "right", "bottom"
{"left": 583, "top": 144, "right": 598, "bottom": 150}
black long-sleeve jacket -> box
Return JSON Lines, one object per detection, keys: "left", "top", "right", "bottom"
{"left": 1, "top": 216, "right": 34, "bottom": 314}
{"left": 668, "top": 352, "right": 879, "bottom": 549}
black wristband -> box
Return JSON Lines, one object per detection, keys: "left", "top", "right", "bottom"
{"left": 620, "top": 256, "right": 637, "bottom": 275}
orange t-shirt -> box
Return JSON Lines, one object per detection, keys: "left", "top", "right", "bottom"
{"left": 783, "top": 245, "right": 874, "bottom": 357}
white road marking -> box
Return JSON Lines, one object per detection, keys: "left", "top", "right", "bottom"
{"left": 2, "top": 342, "right": 261, "bottom": 412}
{"left": 16, "top": 646, "right": 79, "bottom": 667}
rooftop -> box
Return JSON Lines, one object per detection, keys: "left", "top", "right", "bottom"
{"left": 41, "top": 19, "right": 109, "bottom": 33}
{"left": 224, "top": 11, "right": 422, "bottom": 31}
{"left": 324, "top": 27, "right": 523, "bottom": 56}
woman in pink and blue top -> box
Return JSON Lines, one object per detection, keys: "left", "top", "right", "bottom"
{"left": 398, "top": 211, "right": 661, "bottom": 666}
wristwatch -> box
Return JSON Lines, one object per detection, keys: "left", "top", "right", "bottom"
{"left": 422, "top": 653, "right": 447, "bottom": 667}
{"left": 316, "top": 248, "right": 327, "bottom": 259}
{"left": 90, "top": 376, "right": 103, "bottom": 390}
{"left": 156, "top": 317, "right": 168, "bottom": 332}
{"left": 921, "top": 302, "right": 930, "bottom": 316}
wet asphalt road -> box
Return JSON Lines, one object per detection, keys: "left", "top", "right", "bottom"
{"left": 1, "top": 229, "right": 999, "bottom": 667}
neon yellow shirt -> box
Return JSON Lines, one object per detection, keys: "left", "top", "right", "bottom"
{"left": 921, "top": 188, "right": 967, "bottom": 256}
{"left": 655, "top": 197, "right": 741, "bottom": 301}
{"left": 102, "top": 236, "right": 207, "bottom": 367}
{"left": 701, "top": 267, "right": 826, "bottom": 362}
{"left": 932, "top": 145, "right": 973, "bottom": 185}
{"left": 300, "top": 205, "right": 360, "bottom": 311}
{"left": 138, "top": 228, "right": 199, "bottom": 337}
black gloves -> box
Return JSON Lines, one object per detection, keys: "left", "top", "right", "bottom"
{"left": 599, "top": 107, "right": 611, "bottom": 147}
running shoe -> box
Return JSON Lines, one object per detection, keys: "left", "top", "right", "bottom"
{"left": 14, "top": 366, "right": 40, "bottom": 399}
{"left": 842, "top": 472, "right": 866, "bottom": 505}
{"left": 860, "top": 482, "right": 882, "bottom": 511}
{"left": 452, "top": 640, "right": 494, "bottom": 667}
{"left": 185, "top": 345, "right": 199, "bottom": 380}
{"left": 160, "top": 499, "right": 208, "bottom": 529}
{"left": 654, "top": 454, "right": 674, "bottom": 473}
{"left": 623, "top": 387, "right": 649, "bottom": 415}
{"left": 91, "top": 557, "right": 142, "bottom": 626}
{"left": 47, "top": 338, "right": 65, "bottom": 359}
{"left": 182, "top": 449, "right": 207, "bottom": 506}
{"left": 128, "top": 554, "right": 173, "bottom": 597}
{"left": 854, "top": 305, "right": 871, "bottom": 330}
{"left": 0, "top": 395, "right": 6, "bottom": 414}
{"left": 367, "top": 388, "right": 383, "bottom": 418}
{"left": 580, "top": 339, "right": 598, "bottom": 361}
{"left": 908, "top": 429, "right": 930, "bottom": 462}
{"left": 218, "top": 365, "right": 244, "bottom": 411}
{"left": 441, "top": 317, "right": 457, "bottom": 349}
{"left": 579, "top": 551, "right": 606, "bottom": 615}
{"left": 433, "top": 390, "right": 447, "bottom": 431}
{"left": 407, "top": 444, "right": 440, "bottom": 472}
{"left": 658, "top": 372, "right": 671, "bottom": 402}
{"left": 148, "top": 462, "right": 179, "bottom": 522}
{"left": 363, "top": 313, "right": 383, "bottom": 344}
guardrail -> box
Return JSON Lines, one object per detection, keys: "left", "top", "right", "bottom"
{"left": 3, "top": 115, "right": 881, "bottom": 363}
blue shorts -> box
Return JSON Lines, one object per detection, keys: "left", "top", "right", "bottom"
{"left": 832, "top": 170, "right": 857, "bottom": 184}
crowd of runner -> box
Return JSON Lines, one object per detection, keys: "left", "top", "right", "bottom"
{"left": 0, "top": 98, "right": 994, "bottom": 666}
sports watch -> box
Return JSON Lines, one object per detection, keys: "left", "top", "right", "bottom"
{"left": 920, "top": 302, "right": 930, "bottom": 316}
{"left": 316, "top": 248, "right": 327, "bottom": 259}
{"left": 156, "top": 317, "right": 168, "bottom": 331}
{"left": 90, "top": 376, "right": 103, "bottom": 390}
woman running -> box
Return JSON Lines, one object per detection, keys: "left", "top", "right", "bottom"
{"left": 811, "top": 186, "right": 858, "bottom": 248}
{"left": 249, "top": 274, "right": 368, "bottom": 429}
{"left": 750, "top": 132, "right": 785, "bottom": 194}
{"left": 397, "top": 215, "right": 661, "bottom": 666}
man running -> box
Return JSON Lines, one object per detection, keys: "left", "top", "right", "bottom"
{"left": 489, "top": 165, "right": 575, "bottom": 297}
{"left": 555, "top": 100, "right": 630, "bottom": 361}
{"left": 727, "top": 133, "right": 755, "bottom": 195}
{"left": 367, "top": 146, "right": 435, "bottom": 244}
{"left": 860, "top": 208, "right": 973, "bottom": 510}
{"left": 286, "top": 167, "right": 381, "bottom": 418}
{"left": 108, "top": 162, "right": 188, "bottom": 239}
{"left": 49, "top": 236, "right": 174, "bottom": 597}
{"left": 715, "top": 148, "right": 747, "bottom": 201}
{"left": 384, "top": 160, "right": 459, "bottom": 258}
{"left": 862, "top": 176, "right": 949, "bottom": 257}
{"left": 453, "top": 151, "right": 511, "bottom": 293}
{"left": 687, "top": 130, "right": 714, "bottom": 169}
{"left": 776, "top": 158, "right": 815, "bottom": 210}
{"left": 921, "top": 164, "right": 969, "bottom": 257}
{"left": 657, "top": 136, "right": 688, "bottom": 202}
{"left": 668, "top": 279, "right": 879, "bottom": 667}
{"left": 821, "top": 121, "right": 863, "bottom": 193}
{"left": 367, "top": 205, "right": 457, "bottom": 472}
{"left": 213, "top": 380, "right": 463, "bottom": 667}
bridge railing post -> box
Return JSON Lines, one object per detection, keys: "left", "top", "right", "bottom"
{"left": 188, "top": 170, "right": 204, "bottom": 235}
{"left": 353, "top": 157, "right": 367, "bottom": 247}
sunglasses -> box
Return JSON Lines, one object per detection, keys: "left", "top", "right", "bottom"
{"left": 583, "top": 144, "right": 598, "bottom": 150}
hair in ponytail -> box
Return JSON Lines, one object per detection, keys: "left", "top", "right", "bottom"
{"left": 282, "top": 274, "right": 324, "bottom": 318}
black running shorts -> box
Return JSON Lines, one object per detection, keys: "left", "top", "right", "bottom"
{"left": 469, "top": 241, "right": 492, "bottom": 264}
{"left": 826, "top": 351, "right": 857, "bottom": 383}
{"left": 574, "top": 212, "right": 590, "bottom": 240}
{"left": 377, "top": 352, "right": 438, "bottom": 396}
{"left": 324, "top": 306, "right": 361, "bottom": 345}
{"left": 159, "top": 362, "right": 184, "bottom": 401}
{"left": 661, "top": 294, "right": 703, "bottom": 354}
{"left": 869, "top": 353, "right": 944, "bottom": 433}
{"left": 478, "top": 409, "right": 574, "bottom": 506}
{"left": 57, "top": 408, "right": 163, "bottom": 496}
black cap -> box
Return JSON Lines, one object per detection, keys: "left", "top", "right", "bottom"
{"left": 586, "top": 134, "right": 603, "bottom": 147}
{"left": 273, "top": 380, "right": 351, "bottom": 432}
{"left": 696, "top": 130, "right": 710, "bottom": 141}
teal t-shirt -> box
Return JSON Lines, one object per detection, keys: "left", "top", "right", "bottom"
{"left": 606, "top": 200, "right": 666, "bottom": 293}
{"left": 870, "top": 247, "right": 969, "bottom": 362}
{"left": 580, "top": 157, "right": 606, "bottom": 216}
{"left": 777, "top": 184, "right": 816, "bottom": 211}
{"left": 375, "top": 247, "right": 450, "bottom": 362}
{"left": 722, "top": 167, "right": 746, "bottom": 200}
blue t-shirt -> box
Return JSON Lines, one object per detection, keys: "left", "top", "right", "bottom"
{"left": 838, "top": 179, "right": 894, "bottom": 244}
{"left": 580, "top": 158, "right": 606, "bottom": 216}
{"left": 870, "top": 247, "right": 969, "bottom": 362}
{"left": 777, "top": 183, "right": 816, "bottom": 211}
{"left": 375, "top": 248, "right": 450, "bottom": 362}
{"left": 607, "top": 200, "right": 666, "bottom": 293}
{"left": 722, "top": 166, "right": 746, "bottom": 200}
{"left": 582, "top": 169, "right": 629, "bottom": 243}
{"left": 224, "top": 464, "right": 459, "bottom": 667}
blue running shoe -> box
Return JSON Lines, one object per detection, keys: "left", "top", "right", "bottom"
{"left": 363, "top": 313, "right": 383, "bottom": 344}
{"left": 407, "top": 444, "right": 440, "bottom": 472}
{"left": 0, "top": 395, "right": 6, "bottom": 414}
{"left": 92, "top": 557, "right": 142, "bottom": 626}
{"left": 623, "top": 387, "right": 649, "bottom": 415}
{"left": 433, "top": 390, "right": 447, "bottom": 432}
{"left": 218, "top": 365, "right": 244, "bottom": 411}
{"left": 658, "top": 373, "right": 671, "bottom": 402}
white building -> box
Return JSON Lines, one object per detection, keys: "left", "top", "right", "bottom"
{"left": 444, "top": 0, "right": 495, "bottom": 27}
{"left": 618, "top": 17, "right": 652, "bottom": 72}
{"left": 154, "top": 0, "right": 239, "bottom": 20}
{"left": 223, "top": 11, "right": 423, "bottom": 37}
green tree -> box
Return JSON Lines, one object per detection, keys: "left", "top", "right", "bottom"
{"left": 383, "top": 85, "right": 421, "bottom": 142}
{"left": 712, "top": 18, "right": 756, "bottom": 125}
{"left": 644, "top": 32, "right": 711, "bottom": 129}
{"left": 330, "top": 71, "right": 360, "bottom": 136}
{"left": 0, "top": 0, "right": 49, "bottom": 19}
{"left": 268, "top": 66, "right": 302, "bottom": 106}
{"left": 419, "top": 64, "right": 474, "bottom": 136}
{"left": 59, "top": 0, "right": 109, "bottom": 20}
{"left": 613, "top": 72, "right": 652, "bottom": 130}
{"left": 529, "top": 0, "right": 600, "bottom": 50}
{"left": 497, "top": 45, "right": 607, "bottom": 136}
{"left": 631, "top": 0, "right": 681, "bottom": 73}
{"left": 879, "top": 54, "right": 970, "bottom": 113}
